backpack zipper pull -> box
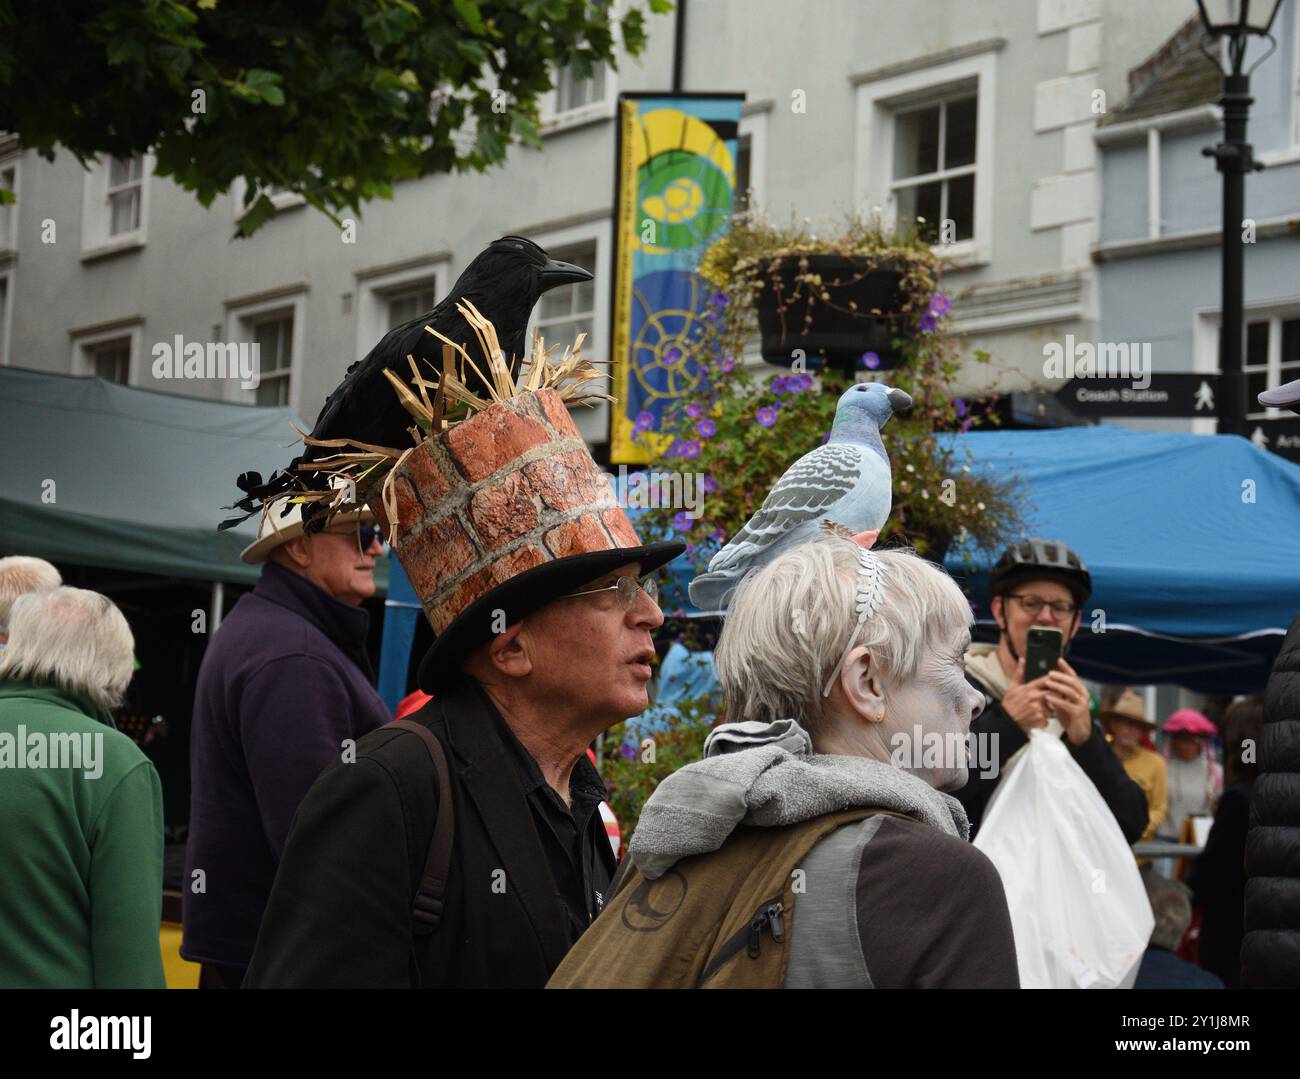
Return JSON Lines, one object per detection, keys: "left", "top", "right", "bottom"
{"left": 747, "top": 909, "right": 767, "bottom": 959}
{"left": 766, "top": 902, "right": 786, "bottom": 944}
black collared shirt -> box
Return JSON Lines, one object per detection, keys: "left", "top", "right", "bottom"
{"left": 489, "top": 709, "right": 613, "bottom": 943}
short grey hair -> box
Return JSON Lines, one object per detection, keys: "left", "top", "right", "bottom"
{"left": 1144, "top": 873, "right": 1192, "bottom": 952}
{"left": 0, "top": 556, "right": 62, "bottom": 636}
{"left": 0, "top": 587, "right": 135, "bottom": 710}
{"left": 715, "top": 537, "right": 973, "bottom": 736}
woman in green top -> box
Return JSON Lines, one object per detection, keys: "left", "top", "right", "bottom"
{"left": 0, "top": 586, "right": 164, "bottom": 988}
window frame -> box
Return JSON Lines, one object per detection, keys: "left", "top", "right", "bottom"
{"left": 1195, "top": 297, "right": 1300, "bottom": 430}
{"left": 540, "top": 7, "right": 623, "bottom": 134}
{"left": 520, "top": 217, "right": 611, "bottom": 445}
{"left": 80, "top": 153, "right": 153, "bottom": 260}
{"left": 0, "top": 266, "right": 13, "bottom": 368}
{"left": 69, "top": 320, "right": 144, "bottom": 385}
{"left": 0, "top": 151, "right": 18, "bottom": 255}
{"left": 855, "top": 48, "right": 997, "bottom": 267}
{"left": 352, "top": 255, "right": 451, "bottom": 371}
{"left": 735, "top": 107, "right": 769, "bottom": 222}
{"left": 224, "top": 290, "right": 307, "bottom": 411}
{"left": 888, "top": 94, "right": 979, "bottom": 243}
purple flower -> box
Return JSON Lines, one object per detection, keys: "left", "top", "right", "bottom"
{"left": 772, "top": 399, "right": 782, "bottom": 410}
{"left": 954, "top": 398, "right": 967, "bottom": 418}
{"left": 634, "top": 410, "right": 655, "bottom": 431}
{"left": 665, "top": 347, "right": 682, "bottom": 365}
{"left": 704, "top": 309, "right": 719, "bottom": 321}
{"left": 685, "top": 401, "right": 705, "bottom": 419}
{"left": 710, "top": 290, "right": 729, "bottom": 308}
{"left": 619, "top": 740, "right": 637, "bottom": 760}
{"left": 930, "top": 294, "right": 950, "bottom": 316}
{"left": 696, "top": 418, "right": 717, "bottom": 438}
{"left": 960, "top": 417, "right": 974, "bottom": 433}
{"left": 756, "top": 406, "right": 778, "bottom": 428}
{"left": 711, "top": 528, "right": 727, "bottom": 543}
{"left": 861, "top": 351, "right": 881, "bottom": 370}
{"left": 791, "top": 373, "right": 813, "bottom": 391}
{"left": 919, "top": 314, "right": 936, "bottom": 332}
{"left": 718, "top": 357, "right": 736, "bottom": 373}
{"left": 771, "top": 376, "right": 788, "bottom": 395}
{"left": 701, "top": 475, "right": 718, "bottom": 494}
{"left": 667, "top": 439, "right": 685, "bottom": 458}
{"left": 682, "top": 439, "right": 702, "bottom": 459}
{"left": 673, "top": 511, "right": 693, "bottom": 532}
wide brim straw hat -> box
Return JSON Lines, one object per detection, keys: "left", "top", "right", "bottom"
{"left": 1099, "top": 687, "right": 1156, "bottom": 728}
{"left": 240, "top": 501, "right": 375, "bottom": 565}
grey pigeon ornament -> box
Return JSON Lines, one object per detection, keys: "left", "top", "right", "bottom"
{"left": 688, "top": 381, "right": 912, "bottom": 613}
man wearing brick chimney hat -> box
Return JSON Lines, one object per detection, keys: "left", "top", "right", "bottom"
{"left": 245, "top": 353, "right": 683, "bottom": 987}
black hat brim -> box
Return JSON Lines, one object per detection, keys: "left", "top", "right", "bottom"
{"left": 417, "top": 539, "right": 685, "bottom": 693}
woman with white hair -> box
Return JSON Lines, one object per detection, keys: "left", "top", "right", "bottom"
{"left": 0, "top": 554, "right": 62, "bottom": 645}
{"left": 550, "top": 537, "right": 1018, "bottom": 988}
{"left": 0, "top": 587, "right": 164, "bottom": 988}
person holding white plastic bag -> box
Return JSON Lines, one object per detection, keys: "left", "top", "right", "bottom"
{"left": 955, "top": 539, "right": 1149, "bottom": 844}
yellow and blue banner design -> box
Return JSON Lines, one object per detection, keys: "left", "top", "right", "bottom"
{"left": 609, "top": 92, "right": 744, "bottom": 463}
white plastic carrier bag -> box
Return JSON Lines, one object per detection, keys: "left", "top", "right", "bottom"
{"left": 973, "top": 726, "right": 1154, "bottom": 989}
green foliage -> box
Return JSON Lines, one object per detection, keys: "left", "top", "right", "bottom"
{"left": 640, "top": 214, "right": 1026, "bottom": 601}
{"left": 0, "top": 0, "right": 674, "bottom": 234}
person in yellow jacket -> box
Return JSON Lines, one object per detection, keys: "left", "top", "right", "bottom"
{"left": 1100, "top": 688, "right": 1167, "bottom": 846}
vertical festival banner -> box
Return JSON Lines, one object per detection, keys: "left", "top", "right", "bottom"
{"left": 609, "top": 92, "right": 745, "bottom": 463}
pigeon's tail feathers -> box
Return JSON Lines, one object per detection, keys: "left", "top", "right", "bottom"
{"left": 687, "top": 571, "right": 738, "bottom": 614}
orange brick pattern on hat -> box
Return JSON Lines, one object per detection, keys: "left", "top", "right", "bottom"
{"left": 370, "top": 389, "right": 642, "bottom": 634}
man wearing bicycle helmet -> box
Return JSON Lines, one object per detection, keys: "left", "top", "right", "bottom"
{"left": 954, "top": 538, "right": 1148, "bottom": 843}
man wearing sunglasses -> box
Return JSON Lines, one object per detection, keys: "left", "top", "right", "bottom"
{"left": 183, "top": 503, "right": 391, "bottom": 989}
{"left": 954, "top": 538, "right": 1148, "bottom": 844}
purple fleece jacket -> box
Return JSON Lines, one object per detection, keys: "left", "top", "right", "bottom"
{"left": 181, "top": 561, "right": 390, "bottom": 969}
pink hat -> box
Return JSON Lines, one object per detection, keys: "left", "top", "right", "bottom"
{"left": 1164, "top": 708, "right": 1216, "bottom": 736}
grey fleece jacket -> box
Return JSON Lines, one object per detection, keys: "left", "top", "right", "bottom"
{"left": 628, "top": 720, "right": 1020, "bottom": 988}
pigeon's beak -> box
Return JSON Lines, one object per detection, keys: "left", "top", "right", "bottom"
{"left": 539, "top": 258, "right": 593, "bottom": 290}
{"left": 886, "top": 388, "right": 913, "bottom": 413}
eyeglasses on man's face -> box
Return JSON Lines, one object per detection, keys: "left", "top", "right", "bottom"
{"left": 325, "top": 524, "right": 386, "bottom": 551}
{"left": 565, "top": 574, "right": 660, "bottom": 610}
{"left": 1006, "top": 593, "right": 1076, "bottom": 619}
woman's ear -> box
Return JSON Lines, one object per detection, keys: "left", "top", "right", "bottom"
{"left": 838, "top": 646, "right": 887, "bottom": 725}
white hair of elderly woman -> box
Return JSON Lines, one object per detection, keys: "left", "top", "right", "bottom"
{"left": 715, "top": 537, "right": 972, "bottom": 738}
{"left": 0, "top": 555, "right": 63, "bottom": 637}
{"left": 0, "top": 587, "right": 135, "bottom": 711}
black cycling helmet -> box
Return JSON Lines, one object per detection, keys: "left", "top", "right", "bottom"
{"left": 988, "top": 538, "right": 1092, "bottom": 607}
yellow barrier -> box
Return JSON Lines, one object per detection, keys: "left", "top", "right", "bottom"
{"left": 161, "top": 923, "right": 201, "bottom": 989}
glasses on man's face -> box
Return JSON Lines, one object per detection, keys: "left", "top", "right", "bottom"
{"left": 565, "top": 574, "right": 660, "bottom": 610}
{"left": 327, "top": 524, "right": 386, "bottom": 551}
{"left": 1007, "top": 593, "right": 1076, "bottom": 619}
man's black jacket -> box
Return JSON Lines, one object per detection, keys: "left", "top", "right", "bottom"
{"left": 956, "top": 671, "right": 1149, "bottom": 844}
{"left": 244, "top": 676, "right": 616, "bottom": 988}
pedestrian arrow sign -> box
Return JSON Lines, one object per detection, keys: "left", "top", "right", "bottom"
{"left": 1248, "top": 418, "right": 1300, "bottom": 464}
{"left": 1055, "top": 374, "right": 1220, "bottom": 418}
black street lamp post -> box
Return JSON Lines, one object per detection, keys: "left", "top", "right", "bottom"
{"left": 1196, "top": 0, "right": 1283, "bottom": 437}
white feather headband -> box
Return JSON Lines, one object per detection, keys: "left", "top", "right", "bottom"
{"left": 821, "top": 544, "right": 887, "bottom": 697}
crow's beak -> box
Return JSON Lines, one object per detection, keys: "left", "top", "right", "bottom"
{"left": 539, "top": 258, "right": 593, "bottom": 289}
{"left": 886, "top": 388, "right": 913, "bottom": 412}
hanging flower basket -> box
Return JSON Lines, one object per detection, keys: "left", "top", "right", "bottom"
{"left": 753, "top": 254, "right": 912, "bottom": 374}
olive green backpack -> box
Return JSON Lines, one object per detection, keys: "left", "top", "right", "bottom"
{"left": 548, "top": 807, "right": 913, "bottom": 989}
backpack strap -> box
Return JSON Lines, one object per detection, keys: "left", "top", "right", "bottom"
{"left": 391, "top": 719, "right": 454, "bottom": 935}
